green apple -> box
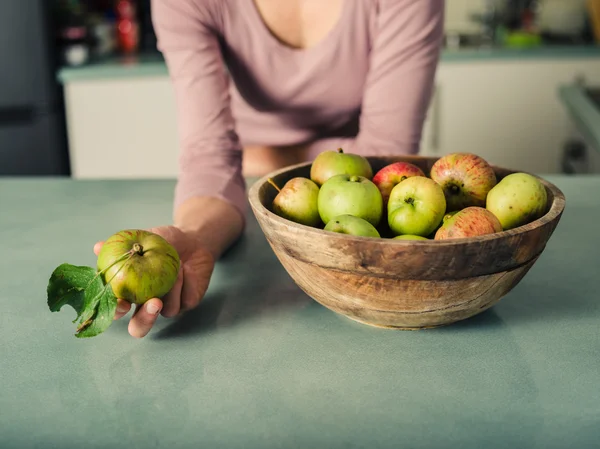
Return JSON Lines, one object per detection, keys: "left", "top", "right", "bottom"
{"left": 392, "top": 235, "right": 429, "bottom": 241}
{"left": 318, "top": 174, "right": 383, "bottom": 226}
{"left": 97, "top": 229, "right": 180, "bottom": 305}
{"left": 324, "top": 214, "right": 381, "bottom": 238}
{"left": 435, "top": 207, "right": 503, "bottom": 240}
{"left": 486, "top": 172, "right": 548, "bottom": 230}
{"left": 429, "top": 152, "right": 497, "bottom": 211}
{"left": 270, "top": 177, "right": 321, "bottom": 227}
{"left": 310, "top": 148, "right": 373, "bottom": 186}
{"left": 387, "top": 176, "right": 446, "bottom": 237}
{"left": 443, "top": 210, "right": 459, "bottom": 223}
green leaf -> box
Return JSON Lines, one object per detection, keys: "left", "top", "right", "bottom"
{"left": 47, "top": 264, "right": 96, "bottom": 315}
{"left": 47, "top": 262, "right": 119, "bottom": 338}
{"left": 75, "top": 278, "right": 118, "bottom": 339}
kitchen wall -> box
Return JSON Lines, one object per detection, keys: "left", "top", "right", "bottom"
{"left": 444, "top": 0, "right": 487, "bottom": 34}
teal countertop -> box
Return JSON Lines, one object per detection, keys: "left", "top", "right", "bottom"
{"left": 1, "top": 176, "right": 600, "bottom": 449}
{"left": 559, "top": 84, "right": 600, "bottom": 151}
{"left": 57, "top": 45, "right": 600, "bottom": 83}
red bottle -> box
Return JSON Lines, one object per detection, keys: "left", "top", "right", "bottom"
{"left": 116, "top": 0, "right": 139, "bottom": 54}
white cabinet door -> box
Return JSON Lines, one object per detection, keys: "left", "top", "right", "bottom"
{"left": 420, "top": 58, "right": 600, "bottom": 174}
{"left": 64, "top": 76, "right": 180, "bottom": 179}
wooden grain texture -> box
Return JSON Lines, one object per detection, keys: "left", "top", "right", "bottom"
{"left": 274, "top": 249, "right": 538, "bottom": 329}
{"left": 248, "top": 155, "right": 566, "bottom": 329}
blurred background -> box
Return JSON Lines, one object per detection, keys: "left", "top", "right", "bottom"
{"left": 2, "top": 0, "right": 600, "bottom": 179}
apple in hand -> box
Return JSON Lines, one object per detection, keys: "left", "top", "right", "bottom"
{"left": 372, "top": 162, "right": 425, "bottom": 206}
{"left": 324, "top": 214, "right": 381, "bottom": 238}
{"left": 270, "top": 177, "right": 321, "bottom": 227}
{"left": 97, "top": 229, "right": 181, "bottom": 305}
{"left": 318, "top": 174, "right": 383, "bottom": 226}
{"left": 310, "top": 148, "right": 373, "bottom": 186}
{"left": 434, "top": 207, "right": 502, "bottom": 240}
{"left": 430, "top": 153, "right": 497, "bottom": 211}
{"left": 387, "top": 176, "right": 446, "bottom": 237}
{"left": 486, "top": 172, "right": 547, "bottom": 230}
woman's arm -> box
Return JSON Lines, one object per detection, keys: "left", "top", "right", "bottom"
{"left": 152, "top": 0, "right": 246, "bottom": 257}
{"left": 101, "top": 0, "right": 245, "bottom": 338}
{"left": 174, "top": 196, "right": 243, "bottom": 260}
{"left": 302, "top": 0, "right": 445, "bottom": 160}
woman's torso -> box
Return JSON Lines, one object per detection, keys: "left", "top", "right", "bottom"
{"left": 215, "top": 0, "right": 378, "bottom": 150}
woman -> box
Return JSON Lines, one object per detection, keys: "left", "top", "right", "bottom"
{"left": 94, "top": 0, "right": 445, "bottom": 338}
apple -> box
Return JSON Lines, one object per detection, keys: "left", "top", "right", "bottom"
{"left": 97, "top": 229, "right": 180, "bottom": 304}
{"left": 270, "top": 177, "right": 321, "bottom": 227}
{"left": 324, "top": 214, "right": 381, "bottom": 238}
{"left": 429, "top": 152, "right": 497, "bottom": 211}
{"left": 427, "top": 210, "right": 458, "bottom": 238}
{"left": 318, "top": 174, "right": 383, "bottom": 226}
{"left": 443, "top": 210, "right": 459, "bottom": 224}
{"left": 393, "top": 235, "right": 429, "bottom": 241}
{"left": 486, "top": 172, "right": 548, "bottom": 230}
{"left": 372, "top": 162, "right": 425, "bottom": 206}
{"left": 310, "top": 148, "right": 373, "bottom": 186}
{"left": 387, "top": 176, "right": 446, "bottom": 237}
{"left": 434, "top": 207, "right": 502, "bottom": 240}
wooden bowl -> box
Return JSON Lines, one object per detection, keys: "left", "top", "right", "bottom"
{"left": 247, "top": 156, "right": 566, "bottom": 329}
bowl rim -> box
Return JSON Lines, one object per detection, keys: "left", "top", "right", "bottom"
{"left": 247, "top": 156, "right": 566, "bottom": 246}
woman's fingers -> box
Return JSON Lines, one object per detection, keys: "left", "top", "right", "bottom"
{"left": 181, "top": 266, "right": 203, "bottom": 311}
{"left": 128, "top": 298, "right": 163, "bottom": 339}
{"left": 180, "top": 266, "right": 199, "bottom": 312}
{"left": 161, "top": 266, "right": 183, "bottom": 317}
{"left": 93, "top": 241, "right": 104, "bottom": 256}
{"left": 114, "top": 299, "right": 132, "bottom": 320}
{"left": 180, "top": 249, "right": 214, "bottom": 311}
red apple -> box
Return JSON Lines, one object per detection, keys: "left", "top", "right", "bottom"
{"left": 372, "top": 162, "right": 425, "bottom": 206}
{"left": 434, "top": 207, "right": 503, "bottom": 240}
{"left": 429, "top": 153, "right": 497, "bottom": 211}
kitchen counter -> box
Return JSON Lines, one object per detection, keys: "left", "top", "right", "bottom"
{"left": 56, "top": 45, "right": 600, "bottom": 83}
{"left": 1, "top": 176, "right": 599, "bottom": 449}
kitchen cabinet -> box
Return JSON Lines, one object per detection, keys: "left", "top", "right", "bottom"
{"left": 63, "top": 76, "right": 179, "bottom": 179}
{"left": 61, "top": 56, "right": 600, "bottom": 179}
{"left": 420, "top": 58, "right": 600, "bottom": 174}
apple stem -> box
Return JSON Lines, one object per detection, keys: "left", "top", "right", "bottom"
{"left": 267, "top": 178, "right": 281, "bottom": 193}
{"left": 132, "top": 243, "right": 144, "bottom": 256}
{"left": 337, "top": 148, "right": 344, "bottom": 154}
{"left": 449, "top": 184, "right": 460, "bottom": 194}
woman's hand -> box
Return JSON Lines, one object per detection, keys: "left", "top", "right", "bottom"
{"left": 93, "top": 226, "right": 215, "bottom": 338}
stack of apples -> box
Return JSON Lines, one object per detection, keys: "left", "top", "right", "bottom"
{"left": 269, "top": 149, "right": 548, "bottom": 241}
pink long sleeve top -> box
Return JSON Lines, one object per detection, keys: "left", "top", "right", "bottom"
{"left": 151, "top": 0, "right": 445, "bottom": 219}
